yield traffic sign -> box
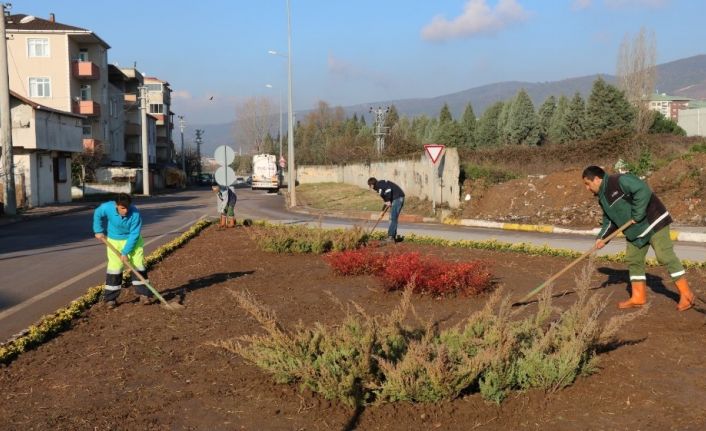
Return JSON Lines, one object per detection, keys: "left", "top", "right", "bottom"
{"left": 424, "top": 144, "right": 445, "bottom": 164}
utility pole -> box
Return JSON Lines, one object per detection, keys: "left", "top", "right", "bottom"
{"left": 178, "top": 115, "right": 186, "bottom": 174}
{"left": 139, "top": 85, "right": 150, "bottom": 196}
{"left": 0, "top": 4, "right": 16, "bottom": 215}
{"left": 369, "top": 106, "right": 390, "bottom": 155}
{"left": 195, "top": 129, "right": 203, "bottom": 178}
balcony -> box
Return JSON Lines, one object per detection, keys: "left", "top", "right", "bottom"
{"left": 72, "top": 61, "right": 100, "bottom": 80}
{"left": 73, "top": 100, "right": 101, "bottom": 116}
{"left": 82, "top": 138, "right": 102, "bottom": 151}
{"left": 124, "top": 93, "right": 137, "bottom": 105}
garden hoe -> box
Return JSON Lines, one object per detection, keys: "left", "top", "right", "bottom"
{"left": 515, "top": 220, "right": 634, "bottom": 305}
{"left": 100, "top": 238, "right": 184, "bottom": 311}
{"left": 368, "top": 205, "right": 389, "bottom": 236}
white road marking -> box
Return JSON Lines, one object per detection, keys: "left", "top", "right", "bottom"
{"left": 0, "top": 215, "right": 207, "bottom": 322}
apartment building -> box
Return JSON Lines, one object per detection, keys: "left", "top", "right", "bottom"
{"left": 144, "top": 77, "right": 175, "bottom": 164}
{"left": 5, "top": 13, "right": 116, "bottom": 163}
{"left": 646, "top": 93, "right": 692, "bottom": 121}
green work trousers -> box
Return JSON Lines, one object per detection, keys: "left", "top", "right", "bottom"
{"left": 625, "top": 226, "right": 685, "bottom": 282}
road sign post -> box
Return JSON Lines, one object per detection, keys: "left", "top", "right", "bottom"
{"left": 423, "top": 144, "right": 445, "bottom": 215}
{"left": 214, "top": 145, "right": 236, "bottom": 187}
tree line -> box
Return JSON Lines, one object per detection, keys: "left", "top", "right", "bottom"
{"left": 264, "top": 76, "right": 683, "bottom": 166}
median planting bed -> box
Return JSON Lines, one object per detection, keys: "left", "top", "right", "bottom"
{"left": 1, "top": 225, "right": 706, "bottom": 429}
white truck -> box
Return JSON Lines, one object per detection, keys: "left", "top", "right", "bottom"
{"left": 251, "top": 153, "right": 279, "bottom": 191}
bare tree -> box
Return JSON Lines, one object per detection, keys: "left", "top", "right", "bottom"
{"left": 71, "top": 144, "right": 105, "bottom": 188}
{"left": 234, "top": 97, "right": 275, "bottom": 154}
{"left": 617, "top": 27, "right": 657, "bottom": 134}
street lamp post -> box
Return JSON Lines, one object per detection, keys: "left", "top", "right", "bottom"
{"left": 267, "top": 0, "right": 295, "bottom": 207}
{"left": 178, "top": 115, "right": 186, "bottom": 175}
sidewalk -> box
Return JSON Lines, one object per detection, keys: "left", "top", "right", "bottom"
{"left": 288, "top": 204, "right": 706, "bottom": 244}
{"left": 0, "top": 201, "right": 96, "bottom": 227}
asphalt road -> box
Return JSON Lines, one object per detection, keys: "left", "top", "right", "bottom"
{"left": 1, "top": 185, "right": 704, "bottom": 342}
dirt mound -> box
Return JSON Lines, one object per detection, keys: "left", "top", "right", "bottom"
{"left": 648, "top": 153, "right": 706, "bottom": 225}
{"left": 462, "top": 156, "right": 706, "bottom": 228}
{"left": 463, "top": 168, "right": 601, "bottom": 228}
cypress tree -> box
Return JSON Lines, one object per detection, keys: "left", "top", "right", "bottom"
{"left": 563, "top": 92, "right": 586, "bottom": 142}
{"left": 460, "top": 102, "right": 477, "bottom": 148}
{"left": 507, "top": 89, "right": 541, "bottom": 145}
{"left": 537, "top": 96, "right": 556, "bottom": 144}
{"left": 585, "top": 77, "right": 635, "bottom": 138}
{"left": 548, "top": 95, "right": 569, "bottom": 143}
{"left": 475, "top": 101, "right": 504, "bottom": 147}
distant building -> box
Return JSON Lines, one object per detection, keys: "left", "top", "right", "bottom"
{"left": 5, "top": 13, "right": 114, "bottom": 162}
{"left": 144, "top": 77, "right": 175, "bottom": 165}
{"left": 677, "top": 100, "right": 706, "bottom": 137}
{"left": 645, "top": 93, "right": 693, "bottom": 121}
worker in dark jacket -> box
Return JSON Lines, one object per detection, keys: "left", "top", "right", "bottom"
{"left": 368, "top": 177, "right": 405, "bottom": 242}
{"left": 582, "top": 165, "right": 695, "bottom": 311}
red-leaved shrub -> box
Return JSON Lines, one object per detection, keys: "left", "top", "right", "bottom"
{"left": 325, "top": 248, "right": 493, "bottom": 297}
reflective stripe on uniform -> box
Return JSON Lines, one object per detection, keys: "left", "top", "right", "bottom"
{"left": 629, "top": 275, "right": 647, "bottom": 281}
{"left": 104, "top": 284, "right": 122, "bottom": 291}
{"left": 670, "top": 270, "right": 686, "bottom": 278}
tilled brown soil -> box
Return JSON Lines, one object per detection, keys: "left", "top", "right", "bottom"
{"left": 2, "top": 226, "right": 706, "bottom": 430}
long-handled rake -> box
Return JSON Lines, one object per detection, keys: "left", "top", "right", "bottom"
{"left": 100, "top": 237, "right": 183, "bottom": 311}
{"left": 516, "top": 220, "right": 634, "bottom": 305}
{"left": 368, "top": 205, "right": 390, "bottom": 236}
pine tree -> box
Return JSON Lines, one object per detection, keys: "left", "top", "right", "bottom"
{"left": 585, "top": 77, "right": 635, "bottom": 138}
{"left": 563, "top": 92, "right": 586, "bottom": 142}
{"left": 460, "top": 102, "right": 477, "bottom": 147}
{"left": 439, "top": 103, "right": 453, "bottom": 124}
{"left": 384, "top": 105, "right": 400, "bottom": 129}
{"left": 475, "top": 101, "right": 504, "bottom": 147}
{"left": 507, "top": 89, "right": 541, "bottom": 145}
{"left": 497, "top": 98, "right": 513, "bottom": 145}
{"left": 537, "top": 96, "right": 556, "bottom": 144}
{"left": 548, "top": 95, "right": 568, "bottom": 143}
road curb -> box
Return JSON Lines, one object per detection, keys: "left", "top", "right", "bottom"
{"left": 444, "top": 218, "right": 706, "bottom": 243}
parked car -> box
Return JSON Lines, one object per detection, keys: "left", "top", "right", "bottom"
{"left": 197, "top": 173, "right": 215, "bottom": 186}
{"left": 246, "top": 176, "right": 252, "bottom": 185}
{"left": 235, "top": 176, "right": 246, "bottom": 185}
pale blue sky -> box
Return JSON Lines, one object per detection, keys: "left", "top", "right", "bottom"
{"left": 12, "top": 0, "right": 706, "bottom": 124}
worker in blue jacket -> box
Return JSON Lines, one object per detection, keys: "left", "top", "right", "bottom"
{"left": 93, "top": 193, "right": 152, "bottom": 308}
{"left": 582, "top": 165, "right": 695, "bottom": 311}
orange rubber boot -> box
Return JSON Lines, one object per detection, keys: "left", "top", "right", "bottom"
{"left": 218, "top": 215, "right": 227, "bottom": 229}
{"left": 675, "top": 278, "right": 695, "bottom": 312}
{"left": 227, "top": 217, "right": 235, "bottom": 228}
{"left": 618, "top": 281, "right": 647, "bottom": 309}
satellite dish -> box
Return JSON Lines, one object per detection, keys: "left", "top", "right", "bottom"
{"left": 20, "top": 16, "right": 37, "bottom": 24}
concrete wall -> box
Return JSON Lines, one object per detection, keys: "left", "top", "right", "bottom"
{"left": 678, "top": 108, "right": 706, "bottom": 137}
{"left": 297, "top": 148, "right": 461, "bottom": 208}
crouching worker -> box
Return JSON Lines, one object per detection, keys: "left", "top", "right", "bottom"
{"left": 212, "top": 185, "right": 237, "bottom": 228}
{"left": 93, "top": 193, "right": 152, "bottom": 308}
{"left": 368, "top": 177, "right": 405, "bottom": 242}
{"left": 582, "top": 165, "right": 695, "bottom": 311}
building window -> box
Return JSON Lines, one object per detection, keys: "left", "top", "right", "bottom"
{"left": 29, "top": 77, "right": 51, "bottom": 97}
{"left": 82, "top": 120, "right": 92, "bottom": 137}
{"left": 28, "top": 38, "right": 50, "bottom": 57}
{"left": 80, "top": 84, "right": 91, "bottom": 101}
{"left": 78, "top": 48, "right": 89, "bottom": 61}
{"left": 146, "top": 83, "right": 162, "bottom": 92}
{"left": 149, "top": 103, "right": 164, "bottom": 114}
